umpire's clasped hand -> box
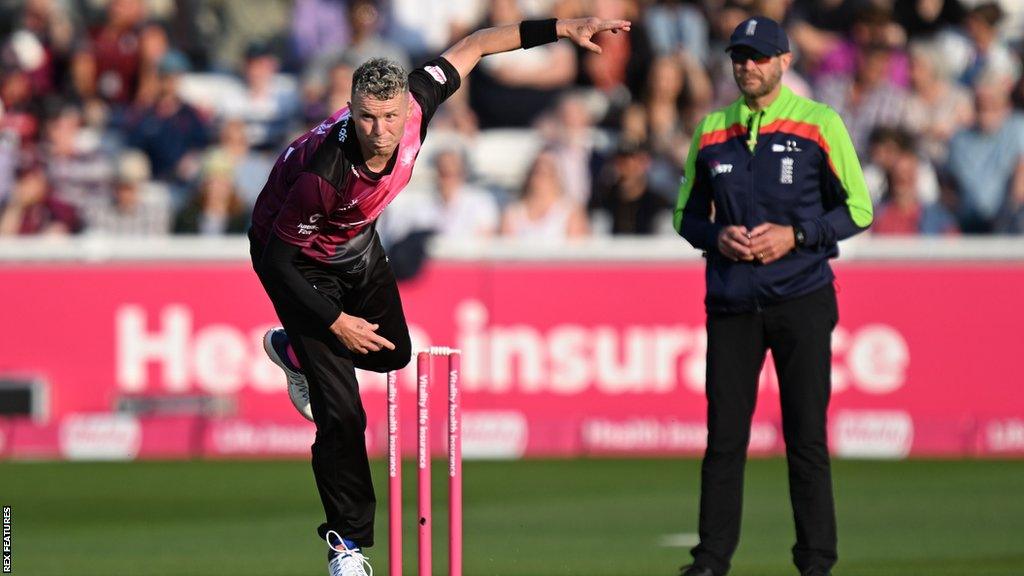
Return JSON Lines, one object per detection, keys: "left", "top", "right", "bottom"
{"left": 747, "top": 222, "right": 797, "bottom": 265}
{"left": 717, "top": 225, "right": 755, "bottom": 262}
{"left": 717, "top": 223, "right": 797, "bottom": 264}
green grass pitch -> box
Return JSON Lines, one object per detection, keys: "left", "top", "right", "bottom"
{"left": 1, "top": 458, "right": 1022, "bottom": 575}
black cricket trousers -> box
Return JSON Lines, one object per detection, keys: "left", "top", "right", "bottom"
{"left": 251, "top": 232, "right": 411, "bottom": 547}
{"left": 691, "top": 284, "right": 839, "bottom": 576}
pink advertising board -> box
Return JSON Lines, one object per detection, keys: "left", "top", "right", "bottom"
{"left": 0, "top": 260, "right": 1021, "bottom": 459}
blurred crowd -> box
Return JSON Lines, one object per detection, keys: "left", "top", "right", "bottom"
{"left": 2, "top": 0, "right": 1024, "bottom": 244}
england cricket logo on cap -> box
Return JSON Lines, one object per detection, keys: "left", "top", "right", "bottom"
{"left": 746, "top": 20, "right": 757, "bottom": 36}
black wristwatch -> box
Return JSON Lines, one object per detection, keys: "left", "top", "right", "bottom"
{"left": 793, "top": 224, "right": 806, "bottom": 248}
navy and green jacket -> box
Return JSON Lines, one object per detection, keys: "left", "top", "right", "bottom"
{"left": 675, "top": 86, "right": 872, "bottom": 313}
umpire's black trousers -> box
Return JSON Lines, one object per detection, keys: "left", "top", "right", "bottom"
{"left": 691, "top": 284, "right": 838, "bottom": 576}
{"left": 251, "top": 233, "right": 411, "bottom": 547}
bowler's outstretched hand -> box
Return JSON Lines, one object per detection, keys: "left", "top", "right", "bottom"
{"left": 558, "top": 18, "right": 632, "bottom": 54}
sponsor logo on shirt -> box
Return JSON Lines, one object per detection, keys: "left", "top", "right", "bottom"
{"left": 709, "top": 161, "right": 733, "bottom": 177}
{"left": 771, "top": 139, "right": 802, "bottom": 153}
{"left": 424, "top": 65, "right": 447, "bottom": 84}
{"left": 315, "top": 110, "right": 350, "bottom": 137}
{"left": 314, "top": 118, "right": 336, "bottom": 136}
{"left": 309, "top": 213, "right": 323, "bottom": 223}
{"left": 780, "top": 157, "right": 794, "bottom": 184}
{"left": 400, "top": 148, "right": 416, "bottom": 166}
{"left": 297, "top": 223, "right": 319, "bottom": 235}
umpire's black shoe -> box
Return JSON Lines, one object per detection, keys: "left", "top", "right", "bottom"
{"left": 679, "top": 565, "right": 715, "bottom": 576}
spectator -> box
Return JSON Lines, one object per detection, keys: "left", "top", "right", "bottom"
{"left": 873, "top": 148, "right": 959, "bottom": 235}
{"left": 429, "top": 147, "right": 500, "bottom": 238}
{"left": 501, "top": 149, "right": 589, "bottom": 240}
{"left": 124, "top": 50, "right": 210, "bottom": 185}
{"left": 0, "top": 67, "right": 43, "bottom": 147}
{"left": 4, "top": 29, "right": 53, "bottom": 100}
{"left": 0, "top": 112, "right": 17, "bottom": 204}
{"left": 938, "top": 1, "right": 1021, "bottom": 87}
{"left": 0, "top": 160, "right": 81, "bottom": 236}
{"left": 298, "top": 0, "right": 409, "bottom": 112}
{"left": 816, "top": 42, "right": 911, "bottom": 154}
{"left": 340, "top": 0, "right": 410, "bottom": 70}
{"left": 469, "top": 0, "right": 577, "bottom": 128}
{"left": 618, "top": 102, "right": 648, "bottom": 144}
{"left": 590, "top": 141, "right": 671, "bottom": 235}
{"left": 43, "top": 101, "right": 115, "bottom": 211}
{"left": 301, "top": 58, "right": 354, "bottom": 125}
{"left": 904, "top": 40, "right": 974, "bottom": 165}
{"left": 644, "top": 0, "right": 708, "bottom": 65}
{"left": 862, "top": 126, "right": 940, "bottom": 206}
{"left": 172, "top": 151, "right": 249, "bottom": 235}
{"left": 644, "top": 54, "right": 710, "bottom": 153}
{"left": 638, "top": 54, "right": 711, "bottom": 199}
{"left": 209, "top": 117, "right": 275, "bottom": 208}
{"left": 15, "top": 0, "right": 77, "bottom": 97}
{"left": 799, "top": 3, "right": 910, "bottom": 88}
{"left": 291, "top": 0, "right": 350, "bottom": 65}
{"left": 133, "top": 21, "right": 171, "bottom": 107}
{"left": 577, "top": 0, "right": 653, "bottom": 114}
{"left": 893, "top": 0, "right": 966, "bottom": 39}
{"left": 218, "top": 41, "right": 300, "bottom": 151}
{"left": 387, "top": 147, "right": 500, "bottom": 241}
{"left": 86, "top": 0, "right": 147, "bottom": 105}
{"left": 537, "top": 91, "right": 603, "bottom": 206}
{"left": 83, "top": 149, "right": 172, "bottom": 235}
{"left": 946, "top": 70, "right": 1024, "bottom": 233}
{"left": 994, "top": 171, "right": 1024, "bottom": 234}
{"left": 385, "top": 0, "right": 483, "bottom": 64}
{"left": 202, "top": 0, "right": 292, "bottom": 73}
{"left": 788, "top": 0, "right": 861, "bottom": 36}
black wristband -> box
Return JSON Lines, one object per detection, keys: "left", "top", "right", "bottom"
{"left": 520, "top": 18, "right": 558, "bottom": 49}
{"left": 793, "top": 224, "right": 807, "bottom": 248}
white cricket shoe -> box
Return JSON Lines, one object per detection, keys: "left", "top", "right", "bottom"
{"left": 262, "top": 327, "right": 314, "bottom": 422}
{"left": 326, "top": 530, "right": 373, "bottom": 576}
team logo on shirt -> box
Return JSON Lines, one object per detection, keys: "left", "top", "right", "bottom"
{"left": 425, "top": 65, "right": 446, "bottom": 84}
{"left": 780, "top": 157, "right": 794, "bottom": 184}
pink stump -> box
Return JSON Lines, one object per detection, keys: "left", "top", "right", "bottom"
{"left": 447, "top": 352, "right": 462, "bottom": 576}
{"left": 417, "top": 352, "right": 431, "bottom": 576}
{"left": 387, "top": 371, "right": 402, "bottom": 576}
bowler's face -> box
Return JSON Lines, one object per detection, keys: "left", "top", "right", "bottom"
{"left": 350, "top": 91, "right": 410, "bottom": 159}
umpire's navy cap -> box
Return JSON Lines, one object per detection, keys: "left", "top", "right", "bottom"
{"left": 727, "top": 17, "right": 790, "bottom": 56}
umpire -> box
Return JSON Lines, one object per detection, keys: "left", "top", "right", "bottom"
{"left": 674, "top": 16, "right": 872, "bottom": 576}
